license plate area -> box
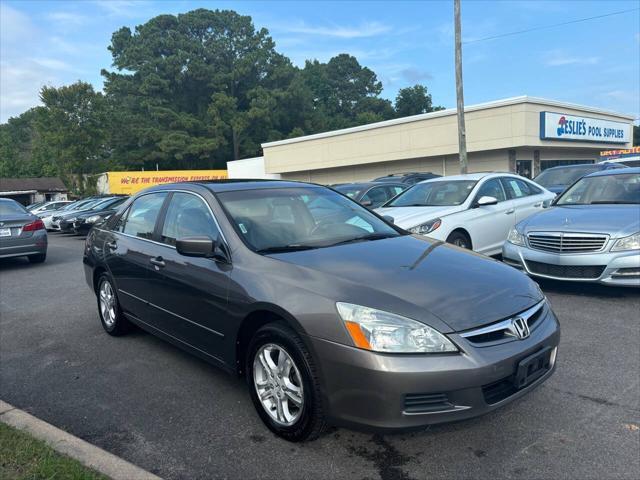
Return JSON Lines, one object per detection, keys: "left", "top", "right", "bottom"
{"left": 515, "top": 346, "right": 552, "bottom": 389}
{"left": 0, "top": 227, "right": 11, "bottom": 237}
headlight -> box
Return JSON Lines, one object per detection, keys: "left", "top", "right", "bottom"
{"left": 408, "top": 218, "right": 442, "bottom": 235}
{"left": 86, "top": 215, "right": 102, "bottom": 224}
{"left": 507, "top": 228, "right": 526, "bottom": 246}
{"left": 336, "top": 302, "right": 457, "bottom": 353}
{"left": 611, "top": 232, "right": 640, "bottom": 252}
{"left": 67, "top": 217, "right": 77, "bottom": 222}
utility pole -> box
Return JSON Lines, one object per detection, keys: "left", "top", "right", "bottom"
{"left": 454, "top": 0, "right": 468, "bottom": 174}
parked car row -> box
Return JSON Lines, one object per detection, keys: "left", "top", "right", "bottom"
{"left": 38, "top": 196, "right": 129, "bottom": 234}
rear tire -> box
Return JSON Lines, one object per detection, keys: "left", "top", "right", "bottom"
{"left": 28, "top": 253, "right": 46, "bottom": 263}
{"left": 96, "top": 274, "right": 130, "bottom": 336}
{"left": 446, "top": 231, "right": 472, "bottom": 250}
{"left": 246, "top": 322, "right": 326, "bottom": 442}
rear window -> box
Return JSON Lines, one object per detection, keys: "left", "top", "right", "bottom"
{"left": 534, "top": 165, "right": 599, "bottom": 187}
{"left": 0, "top": 201, "right": 28, "bottom": 215}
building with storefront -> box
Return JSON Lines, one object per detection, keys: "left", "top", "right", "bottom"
{"left": 0, "top": 177, "right": 68, "bottom": 205}
{"left": 262, "top": 96, "right": 634, "bottom": 184}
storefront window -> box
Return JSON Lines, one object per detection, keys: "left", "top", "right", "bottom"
{"left": 516, "top": 160, "right": 532, "bottom": 178}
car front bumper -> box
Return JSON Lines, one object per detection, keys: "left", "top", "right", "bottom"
{"left": 0, "top": 230, "right": 47, "bottom": 259}
{"left": 307, "top": 307, "right": 560, "bottom": 431}
{"left": 502, "top": 241, "right": 640, "bottom": 287}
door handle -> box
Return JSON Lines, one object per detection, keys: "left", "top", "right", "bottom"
{"left": 149, "top": 256, "right": 166, "bottom": 268}
{"left": 505, "top": 208, "right": 515, "bottom": 214}
{"left": 533, "top": 202, "right": 542, "bottom": 207}
{"left": 106, "top": 241, "right": 117, "bottom": 250}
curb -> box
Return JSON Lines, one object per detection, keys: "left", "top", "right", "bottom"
{"left": 0, "top": 400, "right": 162, "bottom": 480}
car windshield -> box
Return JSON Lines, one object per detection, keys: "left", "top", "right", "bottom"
{"left": 0, "top": 201, "right": 29, "bottom": 215}
{"left": 89, "top": 197, "right": 122, "bottom": 210}
{"left": 217, "top": 186, "right": 402, "bottom": 253}
{"left": 556, "top": 172, "right": 640, "bottom": 205}
{"left": 534, "top": 165, "right": 598, "bottom": 187}
{"left": 333, "top": 184, "right": 366, "bottom": 199}
{"left": 385, "top": 180, "right": 477, "bottom": 207}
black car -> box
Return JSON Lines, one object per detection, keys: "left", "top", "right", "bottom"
{"left": 84, "top": 180, "right": 559, "bottom": 442}
{"left": 73, "top": 197, "right": 129, "bottom": 235}
{"left": 372, "top": 172, "right": 441, "bottom": 185}
{"left": 533, "top": 162, "right": 626, "bottom": 195}
{"left": 57, "top": 197, "right": 125, "bottom": 233}
{"left": 332, "top": 182, "right": 406, "bottom": 208}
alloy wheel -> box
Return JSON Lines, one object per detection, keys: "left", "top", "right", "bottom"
{"left": 99, "top": 280, "right": 117, "bottom": 328}
{"left": 253, "top": 343, "right": 304, "bottom": 426}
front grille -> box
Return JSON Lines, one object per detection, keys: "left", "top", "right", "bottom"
{"left": 482, "top": 377, "right": 517, "bottom": 405}
{"left": 526, "top": 261, "right": 605, "bottom": 279}
{"left": 460, "top": 300, "right": 545, "bottom": 345}
{"left": 527, "top": 232, "right": 608, "bottom": 253}
{"left": 403, "top": 393, "right": 452, "bottom": 413}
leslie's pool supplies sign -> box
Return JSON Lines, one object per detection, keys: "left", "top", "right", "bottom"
{"left": 540, "top": 112, "right": 630, "bottom": 143}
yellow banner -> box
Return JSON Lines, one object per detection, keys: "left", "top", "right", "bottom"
{"left": 107, "top": 170, "right": 227, "bottom": 195}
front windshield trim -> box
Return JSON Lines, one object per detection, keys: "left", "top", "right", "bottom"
{"left": 214, "top": 186, "right": 407, "bottom": 255}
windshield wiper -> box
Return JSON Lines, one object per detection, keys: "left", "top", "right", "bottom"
{"left": 589, "top": 201, "right": 639, "bottom": 204}
{"left": 327, "top": 232, "right": 398, "bottom": 247}
{"left": 256, "top": 245, "right": 317, "bottom": 254}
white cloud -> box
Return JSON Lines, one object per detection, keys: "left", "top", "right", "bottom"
{"left": 283, "top": 21, "right": 391, "bottom": 39}
{"left": 92, "top": 0, "right": 151, "bottom": 18}
{"left": 48, "top": 11, "right": 89, "bottom": 25}
{"left": 544, "top": 50, "right": 600, "bottom": 67}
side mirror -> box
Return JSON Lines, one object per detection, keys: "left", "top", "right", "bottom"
{"left": 475, "top": 196, "right": 498, "bottom": 207}
{"left": 176, "top": 236, "right": 215, "bottom": 258}
{"left": 383, "top": 215, "right": 395, "bottom": 224}
{"left": 360, "top": 199, "right": 373, "bottom": 207}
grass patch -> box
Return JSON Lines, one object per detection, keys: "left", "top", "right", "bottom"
{"left": 0, "top": 422, "right": 107, "bottom": 480}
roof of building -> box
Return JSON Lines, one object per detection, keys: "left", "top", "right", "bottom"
{"left": 0, "top": 177, "right": 68, "bottom": 193}
{"left": 261, "top": 96, "right": 635, "bottom": 149}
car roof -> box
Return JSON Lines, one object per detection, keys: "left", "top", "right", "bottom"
{"left": 584, "top": 167, "right": 640, "bottom": 178}
{"left": 417, "top": 172, "right": 506, "bottom": 183}
{"left": 335, "top": 181, "right": 405, "bottom": 188}
{"left": 541, "top": 163, "right": 608, "bottom": 172}
{"left": 146, "top": 179, "right": 321, "bottom": 193}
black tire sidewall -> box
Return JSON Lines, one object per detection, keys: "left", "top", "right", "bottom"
{"left": 246, "top": 323, "right": 322, "bottom": 442}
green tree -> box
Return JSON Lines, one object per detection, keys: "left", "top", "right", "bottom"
{"left": 36, "top": 82, "right": 109, "bottom": 192}
{"left": 103, "top": 9, "right": 296, "bottom": 167}
{"left": 394, "top": 85, "right": 444, "bottom": 118}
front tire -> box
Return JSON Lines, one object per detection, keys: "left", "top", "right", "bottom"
{"left": 447, "top": 231, "right": 472, "bottom": 250}
{"left": 96, "top": 274, "right": 130, "bottom": 336}
{"left": 246, "top": 322, "right": 326, "bottom": 442}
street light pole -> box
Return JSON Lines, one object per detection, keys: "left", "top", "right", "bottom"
{"left": 454, "top": 0, "right": 468, "bottom": 174}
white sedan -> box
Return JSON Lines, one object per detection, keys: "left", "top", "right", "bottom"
{"left": 376, "top": 173, "right": 555, "bottom": 256}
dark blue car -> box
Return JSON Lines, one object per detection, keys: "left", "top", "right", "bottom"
{"left": 533, "top": 162, "right": 626, "bottom": 195}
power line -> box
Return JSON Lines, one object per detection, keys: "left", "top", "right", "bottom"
{"left": 463, "top": 7, "right": 640, "bottom": 45}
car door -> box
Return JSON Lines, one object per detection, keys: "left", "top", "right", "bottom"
{"left": 501, "top": 177, "right": 546, "bottom": 225}
{"left": 144, "top": 191, "right": 230, "bottom": 359}
{"left": 462, "top": 178, "right": 515, "bottom": 255}
{"left": 103, "top": 192, "right": 168, "bottom": 321}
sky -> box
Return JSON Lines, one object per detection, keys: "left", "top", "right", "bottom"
{"left": 1, "top": 0, "right": 639, "bottom": 123}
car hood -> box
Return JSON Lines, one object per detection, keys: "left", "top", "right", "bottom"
{"left": 270, "top": 235, "right": 542, "bottom": 332}
{"left": 375, "top": 205, "right": 463, "bottom": 228}
{"left": 519, "top": 205, "right": 640, "bottom": 237}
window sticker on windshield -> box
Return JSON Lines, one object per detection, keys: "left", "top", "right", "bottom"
{"left": 239, "top": 223, "right": 248, "bottom": 234}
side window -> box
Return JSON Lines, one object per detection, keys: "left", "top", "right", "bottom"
{"left": 122, "top": 193, "right": 167, "bottom": 239}
{"left": 476, "top": 179, "right": 506, "bottom": 202}
{"left": 503, "top": 178, "right": 532, "bottom": 199}
{"left": 390, "top": 186, "right": 405, "bottom": 196}
{"left": 160, "top": 193, "right": 219, "bottom": 246}
{"left": 525, "top": 181, "right": 543, "bottom": 195}
{"left": 361, "top": 187, "right": 389, "bottom": 207}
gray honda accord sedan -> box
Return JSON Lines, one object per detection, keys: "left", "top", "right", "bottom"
{"left": 83, "top": 180, "right": 560, "bottom": 441}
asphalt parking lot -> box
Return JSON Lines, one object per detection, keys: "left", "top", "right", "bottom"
{"left": 1, "top": 233, "right": 639, "bottom": 480}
